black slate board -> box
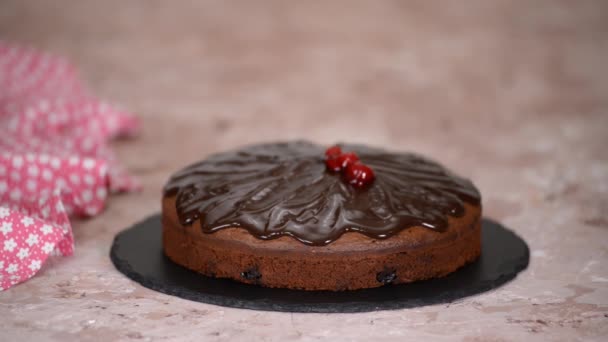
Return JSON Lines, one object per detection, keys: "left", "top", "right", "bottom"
{"left": 110, "top": 214, "right": 529, "bottom": 313}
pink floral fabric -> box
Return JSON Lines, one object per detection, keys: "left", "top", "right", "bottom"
{"left": 0, "top": 41, "right": 139, "bottom": 290}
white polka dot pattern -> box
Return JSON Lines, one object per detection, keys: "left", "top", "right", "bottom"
{"left": 0, "top": 41, "right": 140, "bottom": 291}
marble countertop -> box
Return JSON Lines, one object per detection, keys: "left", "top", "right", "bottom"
{"left": 1, "top": 1, "right": 607, "bottom": 341}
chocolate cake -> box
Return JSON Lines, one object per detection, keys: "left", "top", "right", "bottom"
{"left": 162, "top": 141, "right": 482, "bottom": 291}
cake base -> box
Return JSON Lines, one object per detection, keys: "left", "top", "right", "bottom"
{"left": 110, "top": 214, "right": 529, "bottom": 313}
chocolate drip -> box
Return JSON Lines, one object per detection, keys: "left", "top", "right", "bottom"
{"left": 164, "top": 141, "right": 481, "bottom": 246}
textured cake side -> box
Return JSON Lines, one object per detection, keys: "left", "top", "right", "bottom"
{"left": 162, "top": 196, "right": 481, "bottom": 291}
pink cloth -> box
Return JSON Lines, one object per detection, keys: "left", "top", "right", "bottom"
{"left": 0, "top": 42, "right": 139, "bottom": 290}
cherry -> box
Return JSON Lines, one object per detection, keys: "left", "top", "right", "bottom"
{"left": 337, "top": 152, "right": 359, "bottom": 169}
{"left": 344, "top": 162, "right": 375, "bottom": 188}
{"left": 325, "top": 156, "right": 343, "bottom": 172}
{"left": 324, "top": 145, "right": 376, "bottom": 187}
{"left": 325, "top": 145, "right": 343, "bottom": 172}
{"left": 325, "top": 145, "right": 342, "bottom": 158}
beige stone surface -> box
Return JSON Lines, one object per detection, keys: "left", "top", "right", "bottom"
{"left": 1, "top": 0, "right": 607, "bottom": 341}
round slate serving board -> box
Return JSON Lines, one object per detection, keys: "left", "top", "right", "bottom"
{"left": 110, "top": 214, "right": 529, "bottom": 313}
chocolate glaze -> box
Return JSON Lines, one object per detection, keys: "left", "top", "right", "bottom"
{"left": 164, "top": 141, "right": 481, "bottom": 246}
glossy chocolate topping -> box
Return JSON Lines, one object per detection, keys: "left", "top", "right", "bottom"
{"left": 164, "top": 141, "right": 481, "bottom": 246}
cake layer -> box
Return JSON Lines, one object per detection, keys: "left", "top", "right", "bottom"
{"left": 162, "top": 196, "right": 481, "bottom": 291}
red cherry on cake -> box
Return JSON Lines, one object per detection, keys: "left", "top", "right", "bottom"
{"left": 344, "top": 162, "right": 375, "bottom": 188}
{"left": 325, "top": 145, "right": 343, "bottom": 172}
{"left": 325, "top": 145, "right": 376, "bottom": 187}
{"left": 325, "top": 156, "right": 343, "bottom": 172}
{"left": 325, "top": 145, "right": 342, "bottom": 158}
{"left": 337, "top": 152, "right": 360, "bottom": 169}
